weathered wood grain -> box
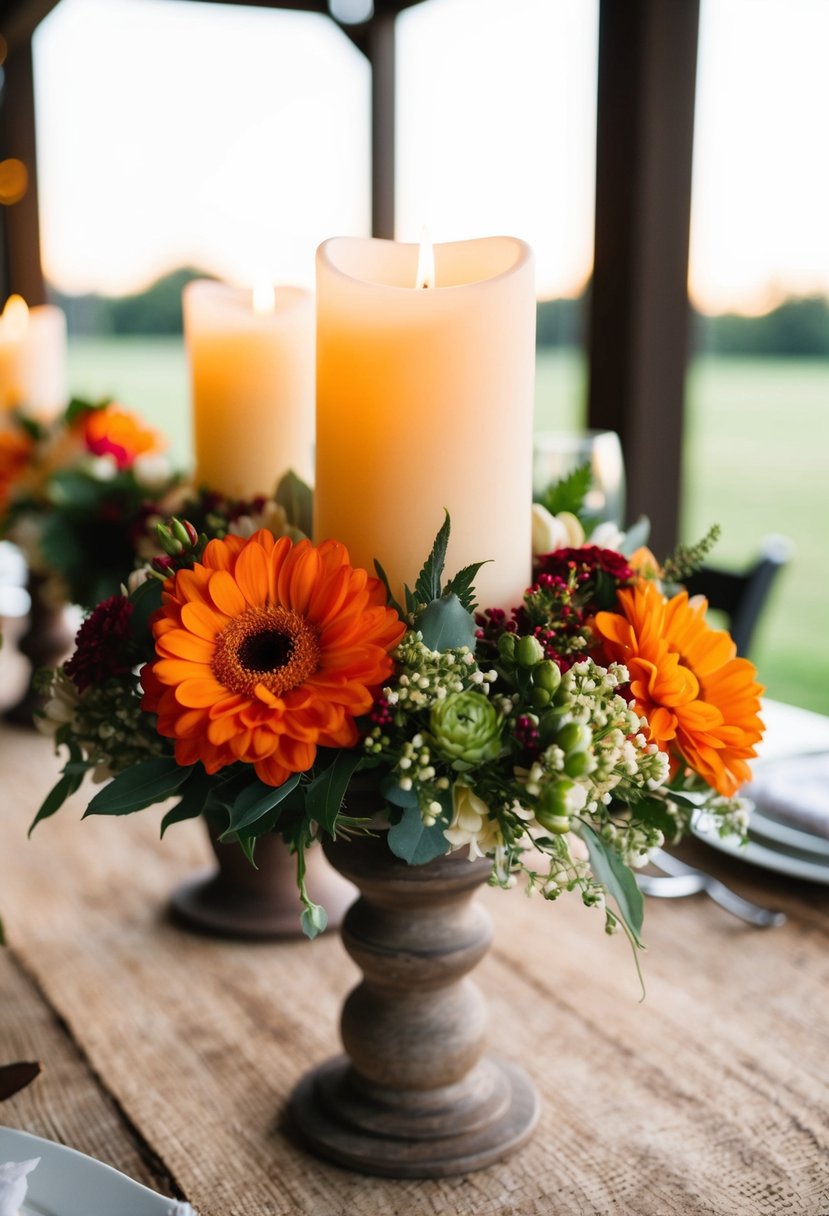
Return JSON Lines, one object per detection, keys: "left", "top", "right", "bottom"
{"left": 1, "top": 723, "right": 829, "bottom": 1214}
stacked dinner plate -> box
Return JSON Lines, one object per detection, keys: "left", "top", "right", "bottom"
{"left": 694, "top": 752, "right": 829, "bottom": 884}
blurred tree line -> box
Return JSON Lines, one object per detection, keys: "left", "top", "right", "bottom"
{"left": 51, "top": 268, "right": 829, "bottom": 358}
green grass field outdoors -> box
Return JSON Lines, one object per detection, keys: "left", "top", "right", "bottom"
{"left": 67, "top": 338, "right": 828, "bottom": 713}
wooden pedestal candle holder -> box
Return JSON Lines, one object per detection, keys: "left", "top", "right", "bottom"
{"left": 289, "top": 827, "right": 540, "bottom": 1177}
{"left": 170, "top": 820, "right": 355, "bottom": 941}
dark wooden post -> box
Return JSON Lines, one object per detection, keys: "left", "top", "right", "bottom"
{"left": 0, "top": 35, "right": 45, "bottom": 303}
{"left": 367, "top": 10, "right": 396, "bottom": 239}
{"left": 587, "top": 0, "right": 700, "bottom": 553}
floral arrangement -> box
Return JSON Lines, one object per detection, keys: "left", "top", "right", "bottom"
{"left": 34, "top": 478, "right": 764, "bottom": 953}
{"left": 0, "top": 398, "right": 179, "bottom": 608}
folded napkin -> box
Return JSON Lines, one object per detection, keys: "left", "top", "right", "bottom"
{"left": 0, "top": 1157, "right": 39, "bottom": 1216}
{"left": 746, "top": 752, "right": 829, "bottom": 840}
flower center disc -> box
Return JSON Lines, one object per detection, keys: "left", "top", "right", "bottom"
{"left": 212, "top": 606, "right": 321, "bottom": 697}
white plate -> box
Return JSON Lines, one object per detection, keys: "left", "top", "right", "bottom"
{"left": 692, "top": 824, "right": 829, "bottom": 886}
{"left": 748, "top": 804, "right": 829, "bottom": 860}
{"left": 0, "top": 1127, "right": 176, "bottom": 1216}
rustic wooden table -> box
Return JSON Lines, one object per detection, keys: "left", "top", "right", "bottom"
{"left": 1, "top": 702, "right": 828, "bottom": 1215}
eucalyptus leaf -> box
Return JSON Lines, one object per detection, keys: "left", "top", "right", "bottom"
{"left": 275, "top": 470, "right": 313, "bottom": 537}
{"left": 387, "top": 801, "right": 452, "bottom": 865}
{"left": 582, "top": 823, "right": 644, "bottom": 947}
{"left": 619, "top": 516, "right": 651, "bottom": 556}
{"left": 379, "top": 775, "right": 419, "bottom": 809}
{"left": 418, "top": 593, "right": 478, "bottom": 653}
{"left": 83, "top": 756, "right": 193, "bottom": 818}
{"left": 220, "top": 772, "right": 301, "bottom": 838}
{"left": 305, "top": 751, "right": 363, "bottom": 834}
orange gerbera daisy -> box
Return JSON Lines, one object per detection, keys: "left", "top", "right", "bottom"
{"left": 83, "top": 405, "right": 163, "bottom": 469}
{"left": 594, "top": 581, "right": 764, "bottom": 797}
{"left": 141, "top": 530, "right": 405, "bottom": 787}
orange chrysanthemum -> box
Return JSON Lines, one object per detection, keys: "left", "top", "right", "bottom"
{"left": 0, "top": 428, "right": 34, "bottom": 516}
{"left": 141, "top": 530, "right": 406, "bottom": 787}
{"left": 83, "top": 405, "right": 163, "bottom": 469}
{"left": 594, "top": 581, "right": 764, "bottom": 797}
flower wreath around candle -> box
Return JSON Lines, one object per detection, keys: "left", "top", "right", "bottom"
{"left": 34, "top": 485, "right": 764, "bottom": 954}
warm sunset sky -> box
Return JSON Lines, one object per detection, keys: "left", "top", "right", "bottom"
{"left": 31, "top": 0, "right": 829, "bottom": 314}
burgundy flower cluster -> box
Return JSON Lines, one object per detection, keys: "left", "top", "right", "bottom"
{"left": 65, "top": 595, "right": 136, "bottom": 693}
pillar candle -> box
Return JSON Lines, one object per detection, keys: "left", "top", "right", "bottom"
{"left": 0, "top": 295, "right": 67, "bottom": 417}
{"left": 314, "top": 236, "right": 536, "bottom": 609}
{"left": 183, "top": 280, "right": 315, "bottom": 500}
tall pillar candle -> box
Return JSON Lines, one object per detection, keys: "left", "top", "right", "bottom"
{"left": 314, "top": 236, "right": 535, "bottom": 609}
{"left": 0, "top": 295, "right": 67, "bottom": 416}
{"left": 183, "top": 281, "right": 315, "bottom": 500}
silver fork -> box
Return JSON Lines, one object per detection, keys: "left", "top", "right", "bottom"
{"left": 637, "top": 849, "right": 787, "bottom": 928}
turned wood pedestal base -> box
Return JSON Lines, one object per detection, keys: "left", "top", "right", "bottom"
{"left": 291, "top": 1053, "right": 538, "bottom": 1178}
{"left": 289, "top": 822, "right": 540, "bottom": 1178}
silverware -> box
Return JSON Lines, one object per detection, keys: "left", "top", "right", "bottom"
{"left": 637, "top": 849, "right": 787, "bottom": 928}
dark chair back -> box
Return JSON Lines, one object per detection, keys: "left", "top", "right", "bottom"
{"left": 684, "top": 535, "right": 793, "bottom": 658}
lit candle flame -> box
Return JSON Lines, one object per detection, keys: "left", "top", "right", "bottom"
{"left": 415, "top": 228, "right": 435, "bottom": 290}
{"left": 3, "top": 294, "right": 29, "bottom": 338}
{"left": 252, "top": 282, "right": 276, "bottom": 315}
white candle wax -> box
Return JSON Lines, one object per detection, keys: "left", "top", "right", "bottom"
{"left": 0, "top": 296, "right": 67, "bottom": 417}
{"left": 314, "top": 236, "right": 536, "bottom": 609}
{"left": 183, "top": 280, "right": 315, "bottom": 500}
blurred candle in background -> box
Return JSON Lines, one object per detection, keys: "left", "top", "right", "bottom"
{"left": 0, "top": 294, "right": 67, "bottom": 416}
{"left": 183, "top": 280, "right": 315, "bottom": 499}
{"left": 314, "top": 235, "right": 536, "bottom": 609}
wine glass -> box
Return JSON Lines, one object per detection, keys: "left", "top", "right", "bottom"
{"left": 532, "top": 430, "right": 626, "bottom": 528}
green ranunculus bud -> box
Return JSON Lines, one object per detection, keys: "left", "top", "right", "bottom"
{"left": 539, "top": 706, "right": 570, "bottom": 743}
{"left": 555, "top": 721, "right": 592, "bottom": 755}
{"left": 516, "top": 634, "right": 545, "bottom": 668}
{"left": 533, "top": 659, "right": 561, "bottom": 695}
{"left": 529, "top": 686, "right": 551, "bottom": 709}
{"left": 563, "top": 749, "right": 595, "bottom": 778}
{"left": 430, "top": 691, "right": 502, "bottom": 768}
{"left": 497, "top": 632, "right": 517, "bottom": 662}
{"left": 536, "top": 778, "right": 577, "bottom": 833}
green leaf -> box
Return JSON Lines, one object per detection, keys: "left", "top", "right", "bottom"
{"left": 84, "top": 757, "right": 193, "bottom": 818}
{"left": 418, "top": 593, "right": 478, "bottom": 653}
{"left": 29, "top": 746, "right": 90, "bottom": 835}
{"left": 387, "top": 801, "right": 452, "bottom": 865}
{"left": 373, "top": 558, "right": 404, "bottom": 617}
{"left": 305, "top": 751, "right": 363, "bottom": 834}
{"left": 129, "top": 577, "right": 164, "bottom": 645}
{"left": 275, "top": 470, "right": 313, "bottom": 537}
{"left": 413, "top": 511, "right": 451, "bottom": 607}
{"left": 220, "top": 773, "right": 301, "bottom": 838}
{"left": 160, "top": 768, "right": 213, "bottom": 837}
{"left": 443, "top": 561, "right": 488, "bottom": 614}
{"left": 65, "top": 396, "right": 107, "bottom": 424}
{"left": 581, "top": 823, "right": 644, "bottom": 947}
{"left": 538, "top": 463, "right": 592, "bottom": 518}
